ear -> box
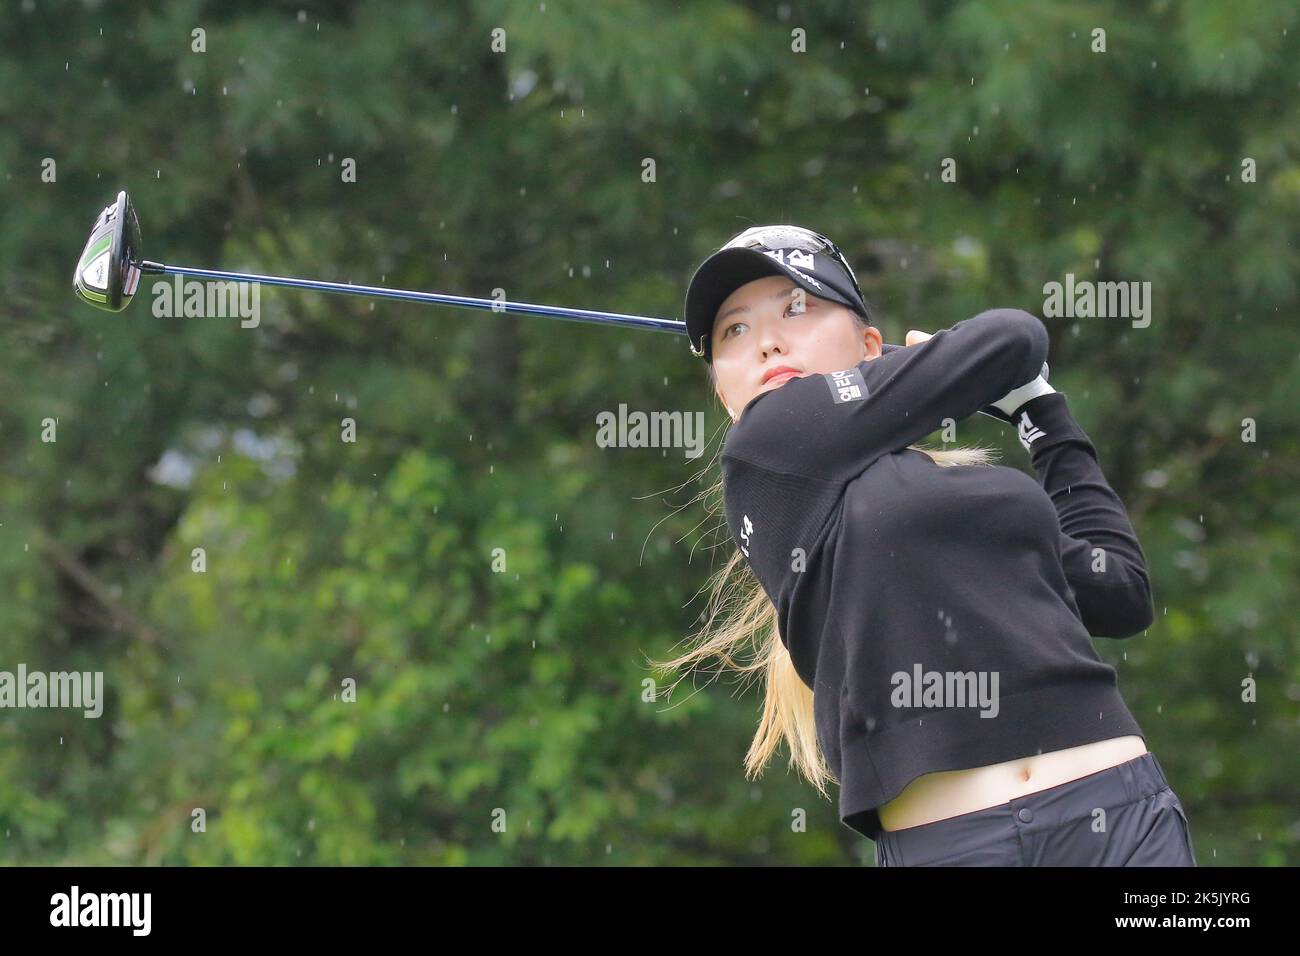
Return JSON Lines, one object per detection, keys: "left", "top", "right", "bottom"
{"left": 861, "top": 324, "right": 884, "bottom": 361}
{"left": 714, "top": 384, "right": 736, "bottom": 421}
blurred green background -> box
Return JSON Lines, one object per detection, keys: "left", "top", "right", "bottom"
{"left": 1, "top": 0, "right": 1296, "bottom": 865}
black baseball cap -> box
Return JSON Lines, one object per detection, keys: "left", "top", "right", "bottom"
{"left": 684, "top": 225, "right": 870, "bottom": 362}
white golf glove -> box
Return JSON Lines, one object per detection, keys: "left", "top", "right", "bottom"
{"left": 991, "top": 362, "right": 1055, "bottom": 417}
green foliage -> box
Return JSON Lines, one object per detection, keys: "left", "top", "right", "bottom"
{"left": 0, "top": 0, "right": 1295, "bottom": 866}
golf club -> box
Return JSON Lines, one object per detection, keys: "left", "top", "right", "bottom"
{"left": 73, "top": 189, "right": 689, "bottom": 339}
{"left": 71, "top": 190, "right": 1040, "bottom": 420}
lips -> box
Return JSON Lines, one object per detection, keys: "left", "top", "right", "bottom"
{"left": 762, "top": 366, "right": 801, "bottom": 385}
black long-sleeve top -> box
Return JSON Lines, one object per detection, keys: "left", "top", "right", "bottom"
{"left": 718, "top": 308, "right": 1154, "bottom": 841}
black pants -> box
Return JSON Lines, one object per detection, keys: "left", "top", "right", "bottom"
{"left": 874, "top": 752, "right": 1197, "bottom": 867}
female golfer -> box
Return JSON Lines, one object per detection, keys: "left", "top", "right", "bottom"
{"left": 656, "top": 224, "right": 1196, "bottom": 867}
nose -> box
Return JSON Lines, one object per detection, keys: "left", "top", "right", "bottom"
{"left": 758, "top": 324, "right": 788, "bottom": 359}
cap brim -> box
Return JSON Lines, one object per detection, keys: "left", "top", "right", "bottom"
{"left": 684, "top": 247, "right": 859, "bottom": 360}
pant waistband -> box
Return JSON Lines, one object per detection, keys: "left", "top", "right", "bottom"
{"left": 876, "top": 752, "right": 1172, "bottom": 866}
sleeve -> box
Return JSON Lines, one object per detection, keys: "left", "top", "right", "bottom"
{"left": 722, "top": 307, "right": 1050, "bottom": 485}
{"left": 1015, "top": 391, "right": 1155, "bottom": 639}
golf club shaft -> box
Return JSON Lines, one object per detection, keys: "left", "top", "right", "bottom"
{"left": 140, "top": 260, "right": 687, "bottom": 336}
{"left": 140, "top": 260, "right": 1005, "bottom": 416}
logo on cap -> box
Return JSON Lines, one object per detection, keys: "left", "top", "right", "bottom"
{"left": 762, "top": 248, "right": 822, "bottom": 289}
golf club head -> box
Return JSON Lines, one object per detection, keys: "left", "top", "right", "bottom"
{"left": 73, "top": 189, "right": 143, "bottom": 312}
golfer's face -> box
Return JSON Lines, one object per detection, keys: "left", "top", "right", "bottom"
{"left": 711, "top": 275, "right": 880, "bottom": 420}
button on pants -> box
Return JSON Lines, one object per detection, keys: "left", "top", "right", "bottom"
{"left": 874, "top": 752, "right": 1197, "bottom": 867}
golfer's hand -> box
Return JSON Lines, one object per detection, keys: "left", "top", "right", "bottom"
{"left": 902, "top": 327, "right": 1054, "bottom": 423}
{"left": 990, "top": 371, "right": 1054, "bottom": 417}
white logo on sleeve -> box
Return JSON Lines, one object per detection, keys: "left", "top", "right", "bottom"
{"left": 1017, "top": 411, "right": 1046, "bottom": 450}
{"left": 739, "top": 513, "right": 754, "bottom": 557}
{"left": 824, "top": 367, "right": 867, "bottom": 403}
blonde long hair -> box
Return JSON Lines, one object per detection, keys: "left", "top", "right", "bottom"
{"left": 650, "top": 316, "right": 1001, "bottom": 801}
